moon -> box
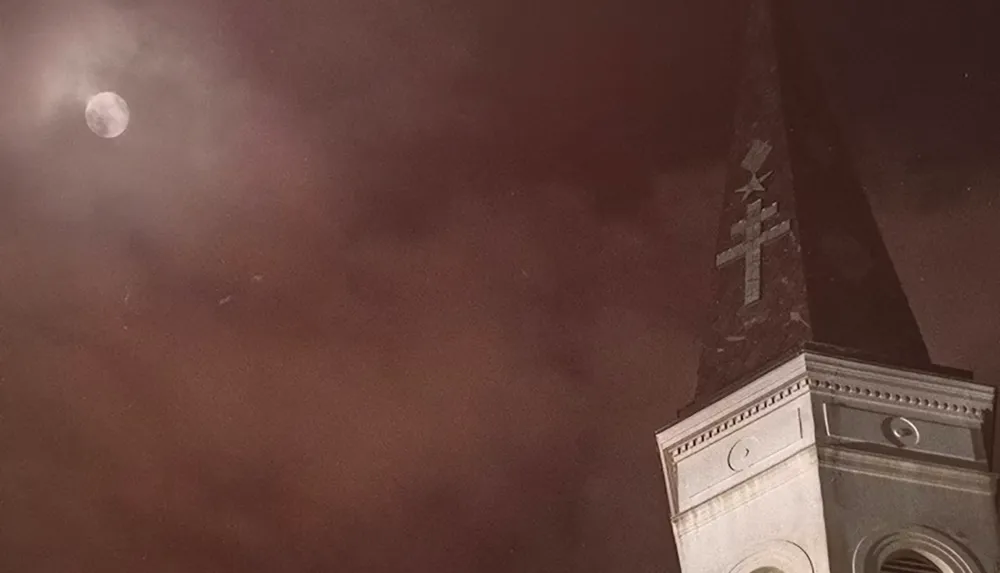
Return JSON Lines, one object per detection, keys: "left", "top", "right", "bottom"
{"left": 85, "top": 92, "right": 130, "bottom": 138}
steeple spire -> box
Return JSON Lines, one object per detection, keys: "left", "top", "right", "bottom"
{"left": 695, "top": 0, "right": 931, "bottom": 401}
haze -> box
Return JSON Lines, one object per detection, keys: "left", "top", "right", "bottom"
{"left": 1, "top": 0, "right": 998, "bottom": 571}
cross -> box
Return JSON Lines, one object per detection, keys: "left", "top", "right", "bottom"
{"left": 715, "top": 199, "right": 791, "bottom": 305}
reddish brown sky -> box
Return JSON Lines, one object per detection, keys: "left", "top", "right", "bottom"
{"left": 1, "top": 0, "right": 998, "bottom": 571}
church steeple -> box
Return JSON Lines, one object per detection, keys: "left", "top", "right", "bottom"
{"left": 696, "top": 0, "right": 930, "bottom": 401}
{"left": 655, "top": 4, "right": 999, "bottom": 571}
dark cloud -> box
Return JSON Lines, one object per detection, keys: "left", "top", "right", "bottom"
{"left": 1, "top": 0, "right": 999, "bottom": 571}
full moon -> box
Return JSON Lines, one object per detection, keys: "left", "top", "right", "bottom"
{"left": 85, "top": 91, "right": 130, "bottom": 138}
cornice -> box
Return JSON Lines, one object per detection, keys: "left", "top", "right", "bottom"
{"left": 658, "top": 352, "right": 995, "bottom": 461}
{"left": 665, "top": 377, "right": 809, "bottom": 459}
{"left": 805, "top": 377, "right": 988, "bottom": 422}
{"left": 803, "top": 353, "right": 995, "bottom": 405}
{"left": 657, "top": 353, "right": 810, "bottom": 448}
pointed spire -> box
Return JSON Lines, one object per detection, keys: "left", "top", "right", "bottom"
{"left": 694, "top": 0, "right": 931, "bottom": 401}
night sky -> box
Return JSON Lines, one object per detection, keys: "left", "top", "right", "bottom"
{"left": 2, "top": 0, "right": 999, "bottom": 571}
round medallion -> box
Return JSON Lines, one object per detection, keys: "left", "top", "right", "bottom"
{"left": 727, "top": 436, "right": 760, "bottom": 471}
{"left": 885, "top": 417, "right": 920, "bottom": 448}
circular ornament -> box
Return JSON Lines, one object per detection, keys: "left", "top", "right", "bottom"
{"left": 886, "top": 417, "right": 920, "bottom": 448}
{"left": 727, "top": 436, "right": 760, "bottom": 471}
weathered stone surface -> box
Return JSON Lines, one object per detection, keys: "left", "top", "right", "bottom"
{"left": 657, "top": 351, "right": 1000, "bottom": 573}
{"left": 696, "top": 0, "right": 931, "bottom": 403}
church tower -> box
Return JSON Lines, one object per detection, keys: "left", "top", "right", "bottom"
{"left": 655, "top": 1, "right": 1000, "bottom": 572}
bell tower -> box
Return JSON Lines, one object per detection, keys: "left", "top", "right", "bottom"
{"left": 655, "top": 1, "right": 1000, "bottom": 572}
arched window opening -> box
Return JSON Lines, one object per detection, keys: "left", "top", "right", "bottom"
{"left": 880, "top": 549, "right": 944, "bottom": 573}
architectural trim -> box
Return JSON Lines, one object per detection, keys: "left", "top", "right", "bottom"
{"left": 806, "top": 377, "right": 987, "bottom": 422}
{"left": 658, "top": 351, "right": 994, "bottom": 463}
{"left": 672, "top": 446, "right": 817, "bottom": 535}
{"left": 663, "top": 371, "right": 988, "bottom": 462}
{"left": 852, "top": 525, "right": 986, "bottom": 573}
{"left": 669, "top": 378, "right": 809, "bottom": 458}
{"left": 658, "top": 354, "right": 810, "bottom": 449}
{"left": 728, "top": 539, "right": 815, "bottom": 573}
{"left": 817, "top": 447, "right": 997, "bottom": 495}
{"left": 803, "top": 353, "right": 989, "bottom": 403}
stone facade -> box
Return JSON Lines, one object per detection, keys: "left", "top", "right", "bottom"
{"left": 657, "top": 350, "right": 999, "bottom": 573}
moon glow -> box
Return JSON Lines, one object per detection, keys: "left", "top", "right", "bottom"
{"left": 85, "top": 92, "right": 130, "bottom": 138}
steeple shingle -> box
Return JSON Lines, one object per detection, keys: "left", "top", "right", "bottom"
{"left": 695, "top": 0, "right": 931, "bottom": 402}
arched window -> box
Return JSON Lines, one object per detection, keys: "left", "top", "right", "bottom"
{"left": 728, "top": 540, "right": 813, "bottom": 573}
{"left": 853, "top": 526, "right": 983, "bottom": 573}
{"left": 879, "top": 550, "right": 943, "bottom": 573}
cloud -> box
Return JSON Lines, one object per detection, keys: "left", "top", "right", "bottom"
{"left": 0, "top": 0, "right": 720, "bottom": 568}
{"left": 5, "top": 0, "right": 997, "bottom": 571}
{"left": 0, "top": 173, "right": 701, "bottom": 569}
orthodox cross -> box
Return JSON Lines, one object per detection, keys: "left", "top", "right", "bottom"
{"left": 716, "top": 199, "right": 791, "bottom": 305}
{"left": 735, "top": 139, "right": 774, "bottom": 202}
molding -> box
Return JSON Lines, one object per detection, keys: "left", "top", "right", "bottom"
{"left": 667, "top": 378, "right": 810, "bottom": 459}
{"left": 658, "top": 353, "right": 808, "bottom": 449}
{"left": 661, "top": 453, "right": 680, "bottom": 517}
{"left": 673, "top": 446, "right": 818, "bottom": 535}
{"left": 729, "top": 539, "right": 815, "bottom": 573}
{"left": 806, "top": 377, "right": 989, "bottom": 422}
{"left": 803, "top": 353, "right": 994, "bottom": 406}
{"left": 853, "top": 525, "right": 986, "bottom": 573}
{"left": 817, "top": 446, "right": 997, "bottom": 495}
{"left": 657, "top": 351, "right": 994, "bottom": 461}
